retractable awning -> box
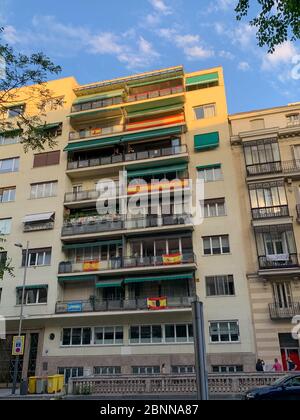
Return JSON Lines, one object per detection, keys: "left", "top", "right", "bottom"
{"left": 186, "top": 72, "right": 219, "bottom": 87}
{"left": 124, "top": 273, "right": 194, "bottom": 284}
{"left": 73, "top": 90, "right": 124, "bottom": 105}
{"left": 127, "top": 75, "right": 183, "bottom": 88}
{"left": 62, "top": 239, "right": 122, "bottom": 251}
{"left": 194, "top": 132, "right": 220, "bottom": 151}
{"left": 23, "top": 212, "right": 54, "bottom": 223}
{"left": 196, "top": 163, "right": 221, "bottom": 171}
{"left": 58, "top": 275, "right": 97, "bottom": 283}
{"left": 126, "top": 104, "right": 184, "bottom": 119}
{"left": 16, "top": 284, "right": 48, "bottom": 290}
{"left": 95, "top": 279, "right": 123, "bottom": 289}
{"left": 121, "top": 125, "right": 184, "bottom": 144}
{"left": 127, "top": 163, "right": 188, "bottom": 178}
{"left": 64, "top": 136, "right": 121, "bottom": 152}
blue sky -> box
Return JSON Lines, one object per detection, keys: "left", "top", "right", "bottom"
{"left": 1, "top": 0, "right": 299, "bottom": 113}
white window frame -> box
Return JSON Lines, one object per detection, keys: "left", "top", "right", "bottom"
{"left": 132, "top": 366, "right": 160, "bottom": 375}
{"left": 94, "top": 366, "right": 121, "bottom": 375}
{"left": 171, "top": 365, "right": 195, "bottom": 374}
{"left": 198, "top": 166, "right": 223, "bottom": 182}
{"left": 94, "top": 326, "right": 123, "bottom": 345}
{"left": 30, "top": 181, "right": 58, "bottom": 199}
{"left": 0, "top": 218, "right": 12, "bottom": 235}
{"left": 25, "top": 249, "right": 52, "bottom": 267}
{"left": 204, "top": 199, "right": 226, "bottom": 217}
{"left": 203, "top": 235, "right": 230, "bottom": 255}
{"left": 0, "top": 136, "right": 20, "bottom": 146}
{"left": 209, "top": 321, "right": 240, "bottom": 344}
{"left": 0, "top": 187, "right": 16, "bottom": 203}
{"left": 17, "top": 287, "right": 48, "bottom": 305}
{"left": 212, "top": 365, "right": 244, "bottom": 374}
{"left": 61, "top": 327, "right": 92, "bottom": 347}
{"left": 194, "top": 103, "right": 216, "bottom": 120}
{"left": 0, "top": 157, "right": 19, "bottom": 173}
{"left": 206, "top": 275, "right": 235, "bottom": 297}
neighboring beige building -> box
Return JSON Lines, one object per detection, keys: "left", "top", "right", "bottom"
{"left": 230, "top": 104, "right": 300, "bottom": 370}
{"left": 0, "top": 66, "right": 257, "bottom": 385}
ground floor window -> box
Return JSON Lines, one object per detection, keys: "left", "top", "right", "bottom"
{"left": 57, "top": 367, "right": 84, "bottom": 383}
{"left": 132, "top": 366, "right": 160, "bottom": 375}
{"left": 94, "top": 366, "right": 121, "bottom": 375}
{"left": 212, "top": 365, "right": 244, "bottom": 374}
{"left": 171, "top": 365, "right": 195, "bottom": 374}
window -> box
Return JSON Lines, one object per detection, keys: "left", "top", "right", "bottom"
{"left": 94, "top": 366, "right": 121, "bottom": 375}
{"left": 206, "top": 275, "right": 235, "bottom": 297}
{"left": 194, "top": 104, "right": 216, "bottom": 120}
{"left": 0, "top": 218, "right": 12, "bottom": 235}
{"left": 62, "top": 328, "right": 92, "bottom": 346}
{"left": 287, "top": 114, "right": 300, "bottom": 126}
{"left": 7, "top": 104, "right": 25, "bottom": 118}
{"left": 132, "top": 366, "right": 160, "bottom": 375}
{"left": 0, "top": 157, "right": 19, "bottom": 173}
{"left": 0, "top": 135, "right": 20, "bottom": 146}
{"left": 249, "top": 181, "right": 287, "bottom": 210}
{"left": 203, "top": 235, "right": 230, "bottom": 255}
{"left": 197, "top": 165, "right": 223, "bottom": 182}
{"left": 58, "top": 367, "right": 83, "bottom": 384}
{"left": 129, "top": 325, "right": 162, "bottom": 344}
{"left": 0, "top": 187, "right": 16, "bottom": 203}
{"left": 244, "top": 139, "right": 281, "bottom": 175}
{"left": 273, "top": 282, "right": 293, "bottom": 309}
{"left": 22, "top": 248, "right": 51, "bottom": 267}
{"left": 209, "top": 321, "right": 240, "bottom": 343}
{"left": 30, "top": 181, "right": 57, "bottom": 199}
{"left": 16, "top": 287, "right": 48, "bottom": 305}
{"left": 165, "top": 324, "right": 193, "bottom": 343}
{"left": 33, "top": 151, "right": 60, "bottom": 168}
{"left": 204, "top": 198, "right": 226, "bottom": 217}
{"left": 212, "top": 365, "right": 244, "bottom": 374}
{"left": 94, "top": 327, "right": 123, "bottom": 345}
{"left": 171, "top": 365, "right": 195, "bottom": 374}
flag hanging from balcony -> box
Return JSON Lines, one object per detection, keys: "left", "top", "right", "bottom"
{"left": 162, "top": 253, "right": 183, "bottom": 265}
{"left": 147, "top": 297, "right": 167, "bottom": 310}
{"left": 83, "top": 260, "right": 100, "bottom": 272}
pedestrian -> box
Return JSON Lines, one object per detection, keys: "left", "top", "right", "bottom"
{"left": 256, "top": 359, "right": 265, "bottom": 372}
{"left": 272, "top": 358, "right": 283, "bottom": 372}
{"left": 287, "top": 357, "right": 298, "bottom": 372}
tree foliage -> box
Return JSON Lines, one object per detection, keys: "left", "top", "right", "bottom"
{"left": 236, "top": 0, "right": 300, "bottom": 52}
{"left": 0, "top": 27, "right": 62, "bottom": 151}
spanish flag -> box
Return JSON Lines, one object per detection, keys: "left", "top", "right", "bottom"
{"left": 162, "top": 253, "right": 183, "bottom": 265}
{"left": 83, "top": 260, "right": 100, "bottom": 272}
{"left": 147, "top": 297, "right": 167, "bottom": 310}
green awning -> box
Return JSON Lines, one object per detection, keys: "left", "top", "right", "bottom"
{"left": 58, "top": 275, "right": 97, "bottom": 283}
{"left": 62, "top": 240, "right": 122, "bottom": 251}
{"left": 126, "top": 104, "right": 183, "bottom": 119}
{"left": 73, "top": 90, "right": 124, "bottom": 105}
{"left": 124, "top": 273, "right": 194, "bottom": 284}
{"left": 128, "top": 75, "right": 183, "bottom": 88}
{"left": 0, "top": 128, "right": 22, "bottom": 137}
{"left": 186, "top": 72, "right": 219, "bottom": 86}
{"left": 196, "top": 163, "right": 221, "bottom": 170}
{"left": 95, "top": 279, "right": 123, "bottom": 289}
{"left": 127, "top": 163, "right": 188, "bottom": 178}
{"left": 16, "top": 284, "right": 48, "bottom": 290}
{"left": 194, "top": 132, "right": 220, "bottom": 151}
{"left": 35, "top": 122, "right": 61, "bottom": 132}
{"left": 121, "top": 125, "right": 184, "bottom": 143}
{"left": 64, "top": 136, "right": 121, "bottom": 152}
{"left": 68, "top": 107, "right": 122, "bottom": 119}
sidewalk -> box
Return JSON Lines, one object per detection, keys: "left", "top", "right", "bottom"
{"left": 0, "top": 388, "right": 65, "bottom": 400}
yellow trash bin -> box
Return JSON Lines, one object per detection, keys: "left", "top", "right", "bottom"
{"left": 28, "top": 377, "right": 38, "bottom": 394}
{"left": 55, "top": 375, "right": 64, "bottom": 393}
{"left": 47, "top": 375, "right": 58, "bottom": 394}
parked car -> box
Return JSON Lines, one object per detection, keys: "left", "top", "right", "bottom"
{"left": 244, "top": 374, "right": 300, "bottom": 400}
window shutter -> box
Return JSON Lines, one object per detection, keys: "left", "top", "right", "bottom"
{"left": 33, "top": 153, "right": 47, "bottom": 168}
{"left": 46, "top": 151, "right": 60, "bottom": 165}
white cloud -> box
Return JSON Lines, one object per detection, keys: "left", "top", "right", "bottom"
{"left": 149, "top": 0, "right": 172, "bottom": 15}
{"left": 219, "top": 50, "right": 235, "bottom": 60}
{"left": 262, "top": 41, "right": 298, "bottom": 70}
{"left": 205, "top": 0, "right": 236, "bottom": 14}
{"left": 238, "top": 61, "right": 250, "bottom": 71}
{"left": 158, "top": 28, "right": 214, "bottom": 60}
{"left": 2, "top": 25, "right": 21, "bottom": 44}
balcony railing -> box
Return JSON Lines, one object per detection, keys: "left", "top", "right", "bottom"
{"left": 23, "top": 221, "right": 55, "bottom": 232}
{"left": 246, "top": 161, "right": 282, "bottom": 177}
{"left": 67, "top": 145, "right": 188, "bottom": 171}
{"left": 55, "top": 296, "right": 193, "bottom": 314}
{"left": 62, "top": 214, "right": 192, "bottom": 236}
{"left": 258, "top": 253, "right": 299, "bottom": 269}
{"left": 251, "top": 205, "right": 289, "bottom": 219}
{"left": 69, "top": 125, "right": 123, "bottom": 141}
{"left": 127, "top": 86, "right": 184, "bottom": 102}
{"left": 282, "top": 160, "right": 300, "bottom": 174}
{"left": 71, "top": 96, "right": 123, "bottom": 113}
{"left": 58, "top": 252, "right": 196, "bottom": 274}
{"left": 269, "top": 302, "right": 300, "bottom": 320}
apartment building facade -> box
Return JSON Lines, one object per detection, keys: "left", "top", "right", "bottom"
{"left": 0, "top": 66, "right": 256, "bottom": 384}
{"left": 230, "top": 105, "right": 300, "bottom": 371}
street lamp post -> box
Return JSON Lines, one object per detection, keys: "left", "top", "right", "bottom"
{"left": 12, "top": 241, "right": 29, "bottom": 395}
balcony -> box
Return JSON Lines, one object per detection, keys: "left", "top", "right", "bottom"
{"left": 58, "top": 253, "right": 196, "bottom": 275}
{"left": 69, "top": 125, "right": 123, "bottom": 141}
{"left": 252, "top": 205, "right": 289, "bottom": 220}
{"left": 127, "top": 86, "right": 184, "bottom": 102}
{"left": 258, "top": 253, "right": 299, "bottom": 270}
{"left": 269, "top": 302, "right": 300, "bottom": 320}
{"left": 62, "top": 215, "right": 192, "bottom": 237}
{"left": 55, "top": 296, "right": 192, "bottom": 314}
{"left": 282, "top": 159, "right": 300, "bottom": 175}
{"left": 67, "top": 145, "right": 188, "bottom": 171}
{"left": 71, "top": 96, "right": 123, "bottom": 114}
{"left": 246, "top": 161, "right": 282, "bottom": 177}
{"left": 23, "top": 221, "right": 55, "bottom": 232}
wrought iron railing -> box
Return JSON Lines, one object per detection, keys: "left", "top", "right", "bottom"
{"left": 251, "top": 205, "right": 289, "bottom": 219}
{"left": 246, "top": 161, "right": 282, "bottom": 176}
{"left": 269, "top": 302, "right": 300, "bottom": 320}
{"left": 258, "top": 253, "right": 298, "bottom": 269}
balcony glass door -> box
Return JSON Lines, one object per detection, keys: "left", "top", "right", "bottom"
{"left": 273, "top": 282, "right": 293, "bottom": 308}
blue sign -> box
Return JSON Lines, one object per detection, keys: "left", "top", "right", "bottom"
{"left": 67, "top": 302, "right": 83, "bottom": 313}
